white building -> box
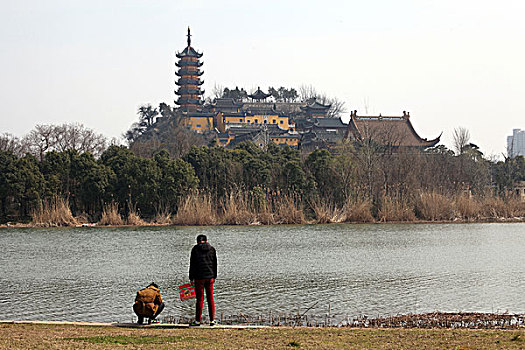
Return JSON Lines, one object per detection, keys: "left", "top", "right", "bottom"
{"left": 507, "top": 129, "right": 525, "bottom": 158}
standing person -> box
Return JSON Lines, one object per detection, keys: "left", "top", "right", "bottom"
{"left": 189, "top": 234, "right": 217, "bottom": 326}
{"left": 133, "top": 282, "right": 165, "bottom": 325}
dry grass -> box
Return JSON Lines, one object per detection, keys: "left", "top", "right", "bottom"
{"left": 378, "top": 196, "right": 416, "bottom": 222}
{"left": 415, "top": 191, "right": 455, "bottom": 221}
{"left": 221, "top": 192, "right": 257, "bottom": 225}
{"left": 311, "top": 200, "right": 344, "bottom": 224}
{"left": 126, "top": 210, "right": 146, "bottom": 226}
{"left": 1, "top": 323, "right": 524, "bottom": 350}
{"left": 273, "top": 195, "right": 306, "bottom": 224}
{"left": 343, "top": 198, "right": 375, "bottom": 223}
{"left": 172, "top": 192, "right": 217, "bottom": 226}
{"left": 455, "top": 195, "right": 482, "bottom": 220}
{"left": 153, "top": 207, "right": 172, "bottom": 225}
{"left": 99, "top": 203, "right": 123, "bottom": 226}
{"left": 31, "top": 197, "right": 78, "bottom": 227}
{"left": 479, "top": 196, "right": 525, "bottom": 218}
{"left": 255, "top": 200, "right": 275, "bottom": 225}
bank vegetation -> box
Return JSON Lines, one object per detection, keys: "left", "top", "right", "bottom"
{"left": 1, "top": 125, "right": 525, "bottom": 226}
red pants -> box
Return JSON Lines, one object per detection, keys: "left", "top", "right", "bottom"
{"left": 194, "top": 278, "right": 215, "bottom": 322}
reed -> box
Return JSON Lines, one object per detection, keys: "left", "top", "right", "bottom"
{"left": 415, "top": 191, "right": 454, "bottom": 221}
{"left": 274, "top": 194, "right": 306, "bottom": 224}
{"left": 153, "top": 207, "right": 172, "bottom": 225}
{"left": 378, "top": 196, "right": 416, "bottom": 222}
{"left": 99, "top": 202, "right": 123, "bottom": 226}
{"left": 173, "top": 191, "right": 217, "bottom": 226}
{"left": 31, "top": 196, "right": 77, "bottom": 227}
{"left": 255, "top": 198, "right": 276, "bottom": 225}
{"left": 343, "top": 197, "right": 375, "bottom": 223}
{"left": 480, "top": 196, "right": 525, "bottom": 218}
{"left": 455, "top": 195, "right": 481, "bottom": 220}
{"left": 221, "top": 192, "right": 257, "bottom": 225}
{"left": 311, "top": 199, "right": 344, "bottom": 224}
{"left": 127, "top": 210, "right": 146, "bottom": 226}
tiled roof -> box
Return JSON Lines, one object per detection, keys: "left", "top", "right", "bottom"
{"left": 347, "top": 112, "right": 440, "bottom": 148}
{"left": 313, "top": 117, "right": 347, "bottom": 128}
{"left": 176, "top": 46, "right": 203, "bottom": 58}
{"left": 248, "top": 87, "right": 271, "bottom": 100}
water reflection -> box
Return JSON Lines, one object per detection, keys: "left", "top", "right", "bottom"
{"left": 0, "top": 223, "right": 524, "bottom": 322}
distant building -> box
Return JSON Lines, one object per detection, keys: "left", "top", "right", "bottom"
{"left": 175, "top": 27, "right": 204, "bottom": 112}
{"left": 507, "top": 129, "right": 525, "bottom": 158}
{"left": 172, "top": 30, "right": 440, "bottom": 151}
{"left": 345, "top": 111, "right": 441, "bottom": 149}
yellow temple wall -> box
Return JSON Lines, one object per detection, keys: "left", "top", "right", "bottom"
{"left": 183, "top": 116, "right": 213, "bottom": 132}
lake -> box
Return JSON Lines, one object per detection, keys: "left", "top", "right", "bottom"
{"left": 0, "top": 223, "right": 524, "bottom": 323}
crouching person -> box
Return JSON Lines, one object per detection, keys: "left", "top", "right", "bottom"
{"left": 133, "top": 282, "right": 165, "bottom": 324}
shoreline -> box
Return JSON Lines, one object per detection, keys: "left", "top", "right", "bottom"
{"left": 2, "top": 312, "right": 524, "bottom": 329}
{"left": 1, "top": 217, "right": 525, "bottom": 229}
{"left": 1, "top": 317, "right": 524, "bottom": 350}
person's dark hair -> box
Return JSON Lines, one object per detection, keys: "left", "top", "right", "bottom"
{"left": 148, "top": 282, "right": 159, "bottom": 289}
{"left": 196, "top": 234, "right": 207, "bottom": 243}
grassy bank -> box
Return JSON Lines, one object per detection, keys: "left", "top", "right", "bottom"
{"left": 0, "top": 323, "right": 524, "bottom": 349}
{"left": 16, "top": 191, "right": 525, "bottom": 227}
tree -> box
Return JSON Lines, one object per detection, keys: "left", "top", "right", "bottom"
{"left": 22, "top": 123, "right": 108, "bottom": 160}
{"left": 298, "top": 84, "right": 346, "bottom": 118}
{"left": 129, "top": 114, "right": 207, "bottom": 158}
{"left": 125, "top": 105, "right": 160, "bottom": 143}
{"left": 155, "top": 149, "right": 198, "bottom": 210}
{"left": 222, "top": 87, "right": 248, "bottom": 100}
{"left": 453, "top": 127, "right": 470, "bottom": 155}
{"left": 304, "top": 149, "right": 343, "bottom": 202}
{"left": 0, "top": 133, "right": 26, "bottom": 156}
{"left": 138, "top": 104, "right": 159, "bottom": 128}
{"left": 101, "top": 145, "right": 161, "bottom": 216}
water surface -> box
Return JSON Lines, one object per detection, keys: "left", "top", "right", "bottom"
{"left": 0, "top": 223, "right": 524, "bottom": 322}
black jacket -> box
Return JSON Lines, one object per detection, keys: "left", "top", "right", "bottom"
{"left": 189, "top": 242, "right": 217, "bottom": 280}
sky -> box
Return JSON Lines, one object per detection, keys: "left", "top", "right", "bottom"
{"left": 1, "top": 0, "right": 524, "bottom": 158}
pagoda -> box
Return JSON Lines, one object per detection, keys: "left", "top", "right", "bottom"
{"left": 248, "top": 87, "right": 271, "bottom": 101}
{"left": 175, "top": 27, "right": 204, "bottom": 112}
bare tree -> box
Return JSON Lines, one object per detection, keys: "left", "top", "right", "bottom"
{"left": 211, "top": 83, "right": 225, "bottom": 100}
{"left": 21, "top": 123, "right": 108, "bottom": 160}
{"left": 22, "top": 124, "right": 57, "bottom": 161}
{"left": 298, "top": 84, "right": 346, "bottom": 118}
{"left": 453, "top": 127, "right": 470, "bottom": 155}
{"left": 129, "top": 117, "right": 206, "bottom": 158}
{"left": 0, "top": 133, "right": 26, "bottom": 156}
{"left": 299, "top": 84, "right": 318, "bottom": 101}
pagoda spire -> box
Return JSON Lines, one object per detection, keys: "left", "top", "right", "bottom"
{"left": 175, "top": 27, "right": 204, "bottom": 111}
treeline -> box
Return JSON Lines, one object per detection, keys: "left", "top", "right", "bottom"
{"left": 1, "top": 138, "right": 524, "bottom": 225}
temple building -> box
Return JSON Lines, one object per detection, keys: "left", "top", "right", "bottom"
{"left": 175, "top": 27, "right": 204, "bottom": 112}
{"left": 170, "top": 29, "right": 440, "bottom": 150}
{"left": 344, "top": 111, "right": 441, "bottom": 149}
{"left": 300, "top": 98, "right": 332, "bottom": 118}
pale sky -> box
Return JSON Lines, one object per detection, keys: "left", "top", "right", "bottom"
{"left": 1, "top": 0, "right": 524, "bottom": 157}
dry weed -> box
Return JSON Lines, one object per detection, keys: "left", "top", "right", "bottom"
{"left": 31, "top": 197, "right": 78, "bottom": 227}
{"left": 173, "top": 192, "right": 217, "bottom": 226}
{"left": 99, "top": 203, "right": 123, "bottom": 226}
{"left": 415, "top": 192, "right": 454, "bottom": 221}
{"left": 378, "top": 196, "right": 416, "bottom": 222}
{"left": 343, "top": 198, "right": 375, "bottom": 223}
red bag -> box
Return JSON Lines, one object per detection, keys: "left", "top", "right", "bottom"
{"left": 179, "top": 283, "right": 196, "bottom": 301}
